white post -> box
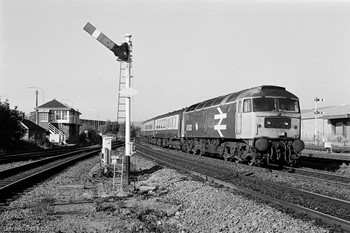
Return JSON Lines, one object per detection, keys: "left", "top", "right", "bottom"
{"left": 314, "top": 97, "right": 317, "bottom": 144}
{"left": 124, "top": 34, "right": 132, "bottom": 157}
{"left": 124, "top": 34, "right": 132, "bottom": 185}
{"left": 314, "top": 97, "right": 325, "bottom": 145}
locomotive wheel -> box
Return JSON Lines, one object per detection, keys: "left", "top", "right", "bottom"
{"left": 218, "top": 143, "right": 225, "bottom": 157}
{"left": 288, "top": 153, "right": 298, "bottom": 166}
{"left": 248, "top": 158, "right": 256, "bottom": 166}
{"left": 223, "top": 150, "right": 234, "bottom": 161}
{"left": 278, "top": 157, "right": 284, "bottom": 169}
{"left": 199, "top": 143, "right": 206, "bottom": 156}
{"left": 234, "top": 149, "right": 244, "bottom": 163}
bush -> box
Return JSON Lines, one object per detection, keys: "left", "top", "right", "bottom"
{"left": 79, "top": 125, "right": 102, "bottom": 145}
{"left": 336, "top": 163, "right": 350, "bottom": 175}
{"left": 0, "top": 99, "right": 26, "bottom": 152}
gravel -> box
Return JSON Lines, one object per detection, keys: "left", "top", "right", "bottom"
{"left": 159, "top": 144, "right": 350, "bottom": 201}
{"left": 0, "top": 154, "right": 339, "bottom": 232}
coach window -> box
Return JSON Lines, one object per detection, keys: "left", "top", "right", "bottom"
{"left": 243, "top": 99, "right": 252, "bottom": 112}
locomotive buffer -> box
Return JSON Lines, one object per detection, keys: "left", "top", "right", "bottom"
{"left": 83, "top": 22, "right": 136, "bottom": 185}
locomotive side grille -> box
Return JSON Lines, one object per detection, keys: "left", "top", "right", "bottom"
{"left": 264, "top": 117, "right": 291, "bottom": 129}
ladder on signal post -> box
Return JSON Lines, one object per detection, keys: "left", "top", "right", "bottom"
{"left": 117, "top": 62, "right": 127, "bottom": 124}
{"left": 117, "top": 61, "right": 133, "bottom": 124}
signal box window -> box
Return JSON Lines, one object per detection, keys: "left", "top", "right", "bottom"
{"left": 243, "top": 99, "right": 252, "bottom": 112}
{"left": 62, "top": 111, "right": 67, "bottom": 120}
{"left": 40, "top": 113, "right": 48, "bottom": 122}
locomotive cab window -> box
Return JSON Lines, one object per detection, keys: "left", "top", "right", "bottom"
{"left": 253, "top": 98, "right": 276, "bottom": 112}
{"left": 243, "top": 99, "right": 252, "bottom": 112}
{"left": 253, "top": 97, "right": 300, "bottom": 113}
{"left": 278, "top": 98, "right": 300, "bottom": 112}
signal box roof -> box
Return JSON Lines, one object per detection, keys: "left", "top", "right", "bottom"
{"left": 35, "top": 99, "right": 80, "bottom": 114}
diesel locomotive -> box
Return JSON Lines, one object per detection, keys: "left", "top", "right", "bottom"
{"left": 141, "top": 85, "right": 305, "bottom": 166}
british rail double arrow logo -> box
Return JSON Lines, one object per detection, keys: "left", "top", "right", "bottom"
{"left": 214, "top": 107, "right": 227, "bottom": 137}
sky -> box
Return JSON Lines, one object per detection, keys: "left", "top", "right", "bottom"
{"left": 1, "top": 0, "right": 350, "bottom": 122}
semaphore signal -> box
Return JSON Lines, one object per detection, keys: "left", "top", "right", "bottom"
{"left": 83, "top": 22, "right": 134, "bottom": 186}
{"left": 83, "top": 22, "right": 129, "bottom": 62}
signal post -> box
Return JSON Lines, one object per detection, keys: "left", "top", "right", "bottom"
{"left": 124, "top": 34, "right": 132, "bottom": 184}
{"left": 84, "top": 23, "right": 135, "bottom": 185}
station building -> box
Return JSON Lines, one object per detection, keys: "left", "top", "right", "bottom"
{"left": 301, "top": 104, "right": 350, "bottom": 146}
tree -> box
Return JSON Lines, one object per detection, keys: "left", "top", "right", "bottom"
{"left": 101, "top": 120, "right": 119, "bottom": 135}
{"left": 131, "top": 124, "right": 140, "bottom": 139}
{"left": 79, "top": 124, "right": 102, "bottom": 145}
{"left": 0, "top": 99, "right": 26, "bottom": 151}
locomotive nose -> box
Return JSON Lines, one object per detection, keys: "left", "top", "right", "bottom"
{"left": 293, "top": 139, "right": 305, "bottom": 152}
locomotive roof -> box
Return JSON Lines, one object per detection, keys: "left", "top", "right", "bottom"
{"left": 237, "top": 85, "right": 298, "bottom": 99}
{"left": 185, "top": 85, "right": 298, "bottom": 112}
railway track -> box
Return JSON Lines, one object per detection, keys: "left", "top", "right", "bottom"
{"left": 136, "top": 143, "right": 350, "bottom": 232}
{"left": 281, "top": 166, "right": 350, "bottom": 189}
{"left": 305, "top": 145, "right": 350, "bottom": 154}
{"left": 0, "top": 146, "right": 96, "bottom": 164}
{"left": 0, "top": 147, "right": 100, "bottom": 208}
{"left": 0, "top": 141, "right": 124, "bottom": 208}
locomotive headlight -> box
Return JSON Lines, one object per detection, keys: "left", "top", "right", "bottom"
{"left": 266, "top": 121, "right": 271, "bottom": 125}
{"left": 279, "top": 132, "right": 287, "bottom": 137}
{"left": 255, "top": 138, "right": 269, "bottom": 152}
{"left": 284, "top": 122, "right": 289, "bottom": 126}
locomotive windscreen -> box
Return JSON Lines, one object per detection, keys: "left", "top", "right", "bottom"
{"left": 253, "top": 98, "right": 299, "bottom": 112}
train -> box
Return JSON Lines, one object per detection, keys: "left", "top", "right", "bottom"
{"left": 140, "top": 85, "right": 305, "bottom": 166}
